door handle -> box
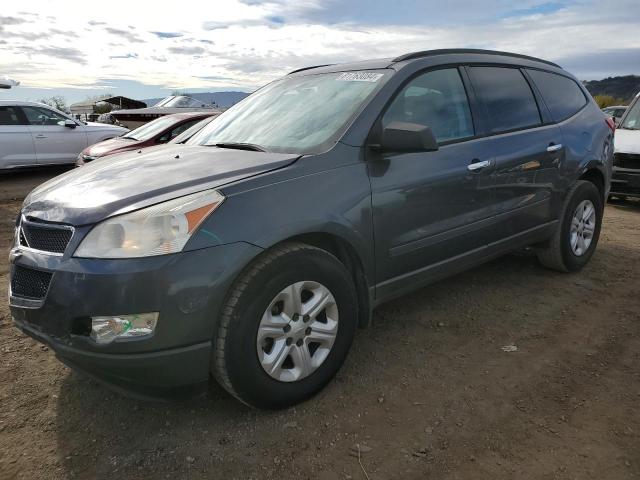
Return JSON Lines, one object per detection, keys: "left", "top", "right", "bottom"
{"left": 34, "top": 134, "right": 47, "bottom": 139}
{"left": 547, "top": 143, "right": 563, "bottom": 152}
{"left": 467, "top": 160, "right": 491, "bottom": 171}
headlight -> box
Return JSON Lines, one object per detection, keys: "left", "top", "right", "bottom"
{"left": 91, "top": 313, "right": 159, "bottom": 344}
{"left": 74, "top": 189, "right": 224, "bottom": 258}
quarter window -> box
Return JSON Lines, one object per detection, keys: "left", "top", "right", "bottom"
{"left": 382, "top": 68, "right": 474, "bottom": 143}
{"left": 0, "top": 106, "right": 24, "bottom": 126}
{"left": 469, "top": 67, "right": 541, "bottom": 134}
{"left": 526, "top": 69, "right": 587, "bottom": 122}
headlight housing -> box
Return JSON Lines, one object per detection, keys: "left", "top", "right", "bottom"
{"left": 74, "top": 189, "right": 224, "bottom": 258}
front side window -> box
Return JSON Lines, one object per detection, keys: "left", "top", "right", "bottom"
{"left": 382, "top": 68, "right": 474, "bottom": 143}
{"left": 0, "top": 106, "right": 24, "bottom": 126}
{"left": 21, "top": 106, "right": 67, "bottom": 126}
{"left": 123, "top": 116, "right": 182, "bottom": 141}
{"left": 620, "top": 98, "right": 640, "bottom": 130}
{"left": 527, "top": 69, "right": 587, "bottom": 122}
{"left": 189, "top": 70, "right": 390, "bottom": 154}
{"left": 469, "top": 67, "right": 541, "bottom": 134}
{"left": 162, "top": 119, "right": 201, "bottom": 142}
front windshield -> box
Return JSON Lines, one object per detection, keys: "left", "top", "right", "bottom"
{"left": 123, "top": 116, "right": 178, "bottom": 141}
{"left": 620, "top": 99, "right": 640, "bottom": 130}
{"left": 188, "top": 70, "right": 389, "bottom": 154}
{"left": 154, "top": 96, "right": 204, "bottom": 108}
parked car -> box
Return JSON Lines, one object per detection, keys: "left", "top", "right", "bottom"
{"left": 0, "top": 101, "right": 127, "bottom": 169}
{"left": 610, "top": 92, "right": 640, "bottom": 199}
{"left": 602, "top": 105, "right": 627, "bottom": 126}
{"left": 9, "top": 49, "right": 613, "bottom": 409}
{"left": 76, "top": 111, "right": 218, "bottom": 166}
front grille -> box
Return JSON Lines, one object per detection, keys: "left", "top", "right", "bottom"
{"left": 614, "top": 153, "right": 640, "bottom": 170}
{"left": 11, "top": 266, "right": 53, "bottom": 299}
{"left": 19, "top": 219, "right": 73, "bottom": 254}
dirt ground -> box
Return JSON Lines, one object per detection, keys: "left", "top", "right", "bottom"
{"left": 0, "top": 169, "right": 639, "bottom": 480}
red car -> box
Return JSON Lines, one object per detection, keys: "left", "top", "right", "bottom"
{"left": 76, "top": 111, "right": 218, "bottom": 166}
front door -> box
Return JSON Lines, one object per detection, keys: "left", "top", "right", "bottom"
{"left": 367, "top": 67, "right": 498, "bottom": 298}
{"left": 21, "top": 106, "right": 88, "bottom": 165}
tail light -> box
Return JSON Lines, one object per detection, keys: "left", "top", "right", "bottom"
{"left": 605, "top": 116, "right": 616, "bottom": 133}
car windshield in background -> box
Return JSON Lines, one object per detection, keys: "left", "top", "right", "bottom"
{"left": 123, "top": 116, "right": 179, "bottom": 141}
{"left": 620, "top": 100, "right": 640, "bottom": 130}
{"left": 188, "top": 70, "right": 390, "bottom": 154}
{"left": 154, "top": 96, "right": 204, "bottom": 108}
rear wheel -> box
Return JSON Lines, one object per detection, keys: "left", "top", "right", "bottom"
{"left": 212, "top": 243, "right": 358, "bottom": 409}
{"left": 537, "top": 180, "right": 603, "bottom": 272}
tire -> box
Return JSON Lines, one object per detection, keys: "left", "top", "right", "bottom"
{"left": 212, "top": 242, "right": 358, "bottom": 409}
{"left": 537, "top": 180, "right": 603, "bottom": 272}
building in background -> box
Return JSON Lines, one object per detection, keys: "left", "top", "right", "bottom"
{"left": 70, "top": 96, "right": 146, "bottom": 123}
{"left": 110, "top": 95, "right": 220, "bottom": 129}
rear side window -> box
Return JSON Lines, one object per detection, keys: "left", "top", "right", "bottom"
{"left": 0, "top": 106, "right": 24, "bottom": 126}
{"left": 382, "top": 68, "right": 474, "bottom": 143}
{"left": 469, "top": 67, "right": 541, "bottom": 134}
{"left": 527, "top": 69, "right": 587, "bottom": 122}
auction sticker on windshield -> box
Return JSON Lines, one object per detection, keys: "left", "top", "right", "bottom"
{"left": 336, "top": 72, "right": 384, "bottom": 82}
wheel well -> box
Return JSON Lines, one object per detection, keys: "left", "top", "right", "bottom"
{"left": 277, "top": 233, "right": 372, "bottom": 329}
{"left": 579, "top": 169, "right": 605, "bottom": 200}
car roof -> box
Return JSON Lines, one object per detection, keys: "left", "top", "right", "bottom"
{"left": 164, "top": 111, "right": 218, "bottom": 120}
{"left": 0, "top": 100, "right": 62, "bottom": 108}
{"left": 288, "top": 49, "right": 564, "bottom": 77}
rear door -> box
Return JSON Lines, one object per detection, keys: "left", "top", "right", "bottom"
{"left": 0, "top": 106, "right": 35, "bottom": 169}
{"left": 467, "top": 66, "right": 564, "bottom": 238}
{"left": 21, "top": 106, "right": 88, "bottom": 165}
{"left": 368, "top": 67, "right": 499, "bottom": 296}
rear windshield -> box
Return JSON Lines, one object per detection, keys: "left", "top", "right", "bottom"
{"left": 188, "top": 70, "right": 390, "bottom": 154}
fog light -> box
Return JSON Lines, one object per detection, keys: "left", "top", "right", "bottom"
{"left": 90, "top": 312, "right": 158, "bottom": 345}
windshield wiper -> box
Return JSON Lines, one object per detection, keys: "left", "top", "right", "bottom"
{"left": 122, "top": 136, "right": 139, "bottom": 140}
{"left": 213, "top": 142, "right": 266, "bottom": 152}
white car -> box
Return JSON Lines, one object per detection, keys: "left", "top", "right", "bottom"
{"left": 0, "top": 101, "right": 128, "bottom": 169}
{"left": 610, "top": 92, "right": 640, "bottom": 199}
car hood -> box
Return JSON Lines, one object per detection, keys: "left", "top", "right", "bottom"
{"left": 23, "top": 145, "right": 300, "bottom": 225}
{"left": 83, "top": 137, "right": 140, "bottom": 157}
{"left": 614, "top": 128, "right": 640, "bottom": 155}
{"left": 83, "top": 121, "right": 128, "bottom": 134}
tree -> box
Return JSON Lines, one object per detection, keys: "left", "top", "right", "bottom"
{"left": 39, "top": 96, "right": 67, "bottom": 112}
{"left": 593, "top": 95, "right": 626, "bottom": 109}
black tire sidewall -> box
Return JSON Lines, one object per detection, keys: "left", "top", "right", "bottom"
{"left": 560, "top": 182, "right": 603, "bottom": 272}
{"left": 222, "top": 248, "right": 358, "bottom": 409}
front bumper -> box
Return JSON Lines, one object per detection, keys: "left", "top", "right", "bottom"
{"left": 9, "top": 241, "right": 262, "bottom": 397}
{"left": 610, "top": 166, "right": 640, "bottom": 198}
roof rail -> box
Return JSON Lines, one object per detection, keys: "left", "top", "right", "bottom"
{"left": 288, "top": 64, "right": 335, "bottom": 75}
{"left": 392, "top": 49, "right": 561, "bottom": 69}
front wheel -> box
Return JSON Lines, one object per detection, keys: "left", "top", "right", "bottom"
{"left": 537, "top": 180, "right": 603, "bottom": 272}
{"left": 212, "top": 243, "right": 358, "bottom": 409}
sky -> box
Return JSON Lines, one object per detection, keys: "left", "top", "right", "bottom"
{"left": 0, "top": 0, "right": 639, "bottom": 104}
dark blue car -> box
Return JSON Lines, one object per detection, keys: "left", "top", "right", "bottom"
{"left": 9, "top": 49, "right": 614, "bottom": 408}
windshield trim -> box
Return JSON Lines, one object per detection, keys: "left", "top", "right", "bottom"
{"left": 187, "top": 69, "right": 393, "bottom": 155}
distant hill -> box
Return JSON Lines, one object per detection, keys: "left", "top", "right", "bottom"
{"left": 142, "top": 91, "right": 250, "bottom": 108}
{"left": 583, "top": 76, "right": 640, "bottom": 104}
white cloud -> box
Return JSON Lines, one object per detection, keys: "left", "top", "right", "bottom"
{"left": 0, "top": 0, "right": 638, "bottom": 98}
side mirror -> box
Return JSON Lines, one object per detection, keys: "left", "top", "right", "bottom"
{"left": 375, "top": 121, "right": 438, "bottom": 153}
{"left": 58, "top": 119, "right": 77, "bottom": 129}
